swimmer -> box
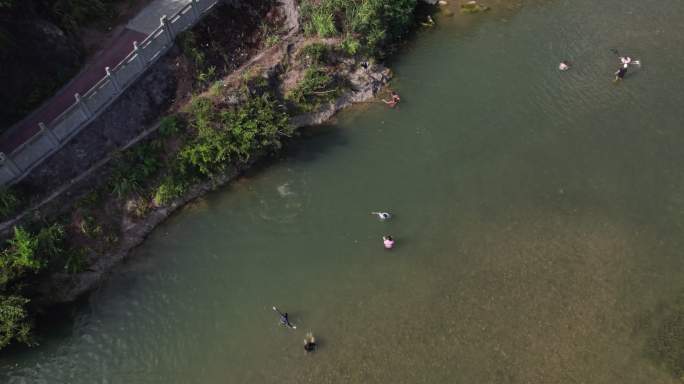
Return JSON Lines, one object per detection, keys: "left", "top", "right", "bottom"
{"left": 614, "top": 64, "right": 628, "bottom": 81}
{"left": 304, "top": 332, "right": 317, "bottom": 352}
{"left": 421, "top": 15, "right": 435, "bottom": 27}
{"left": 620, "top": 56, "right": 641, "bottom": 66}
{"left": 371, "top": 211, "right": 392, "bottom": 220}
{"left": 383, "top": 235, "right": 395, "bottom": 249}
{"left": 382, "top": 91, "right": 401, "bottom": 108}
{"left": 558, "top": 60, "right": 570, "bottom": 71}
{"left": 272, "top": 306, "right": 296, "bottom": 329}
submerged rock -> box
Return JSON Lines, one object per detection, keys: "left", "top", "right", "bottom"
{"left": 460, "top": 1, "right": 490, "bottom": 14}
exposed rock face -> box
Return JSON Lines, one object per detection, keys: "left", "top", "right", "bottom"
{"left": 0, "top": 19, "right": 82, "bottom": 130}
{"left": 291, "top": 62, "right": 391, "bottom": 127}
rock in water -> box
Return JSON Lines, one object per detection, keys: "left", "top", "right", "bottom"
{"left": 460, "top": 1, "right": 490, "bottom": 14}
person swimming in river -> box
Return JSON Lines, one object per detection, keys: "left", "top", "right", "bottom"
{"left": 304, "top": 332, "right": 317, "bottom": 352}
{"left": 383, "top": 235, "right": 395, "bottom": 249}
{"left": 273, "top": 306, "right": 296, "bottom": 329}
{"left": 558, "top": 60, "right": 570, "bottom": 71}
{"left": 613, "top": 55, "right": 641, "bottom": 81}
{"left": 614, "top": 65, "right": 628, "bottom": 81}
{"left": 383, "top": 91, "right": 401, "bottom": 108}
{"left": 421, "top": 15, "right": 435, "bottom": 27}
{"left": 371, "top": 211, "right": 392, "bottom": 220}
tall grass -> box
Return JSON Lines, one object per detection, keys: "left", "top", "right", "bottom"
{"left": 299, "top": 0, "right": 418, "bottom": 57}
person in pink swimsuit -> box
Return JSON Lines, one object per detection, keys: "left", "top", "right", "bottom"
{"left": 383, "top": 235, "right": 395, "bottom": 249}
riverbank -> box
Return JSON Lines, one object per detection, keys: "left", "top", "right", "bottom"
{"left": 0, "top": 0, "right": 427, "bottom": 351}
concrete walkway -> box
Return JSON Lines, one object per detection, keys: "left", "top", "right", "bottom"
{"left": 128, "top": 0, "right": 191, "bottom": 34}
{"left": 0, "top": 0, "right": 192, "bottom": 154}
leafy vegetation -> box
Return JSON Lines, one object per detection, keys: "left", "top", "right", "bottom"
{"left": 109, "top": 141, "right": 163, "bottom": 199}
{"left": 0, "top": 225, "right": 65, "bottom": 288}
{"left": 299, "top": 43, "right": 335, "bottom": 66}
{"left": 0, "top": 224, "right": 67, "bottom": 349}
{"left": 340, "top": 35, "right": 361, "bottom": 56}
{"left": 300, "top": 0, "right": 418, "bottom": 57}
{"left": 63, "top": 247, "right": 88, "bottom": 274}
{"left": 159, "top": 115, "right": 185, "bottom": 138}
{"left": 178, "top": 30, "right": 221, "bottom": 88}
{"left": 153, "top": 175, "right": 188, "bottom": 206}
{"left": 286, "top": 67, "right": 345, "bottom": 112}
{"left": 260, "top": 19, "right": 282, "bottom": 48}
{"left": 179, "top": 94, "right": 293, "bottom": 177}
{"left": 0, "top": 294, "right": 33, "bottom": 349}
{"left": 0, "top": 187, "right": 20, "bottom": 220}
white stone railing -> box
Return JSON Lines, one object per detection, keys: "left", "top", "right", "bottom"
{"left": 0, "top": 0, "right": 222, "bottom": 186}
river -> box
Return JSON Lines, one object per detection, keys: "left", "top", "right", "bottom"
{"left": 3, "top": 0, "right": 684, "bottom": 382}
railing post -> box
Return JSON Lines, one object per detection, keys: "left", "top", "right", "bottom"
{"left": 191, "top": 0, "right": 200, "bottom": 21}
{"left": 105, "top": 66, "right": 121, "bottom": 92}
{"left": 133, "top": 41, "right": 146, "bottom": 69}
{"left": 39, "top": 122, "right": 60, "bottom": 148}
{"left": 0, "top": 152, "right": 21, "bottom": 177}
{"left": 75, "top": 93, "right": 92, "bottom": 119}
{"left": 161, "top": 15, "right": 174, "bottom": 43}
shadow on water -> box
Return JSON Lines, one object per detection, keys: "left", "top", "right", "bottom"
{"left": 273, "top": 124, "right": 350, "bottom": 167}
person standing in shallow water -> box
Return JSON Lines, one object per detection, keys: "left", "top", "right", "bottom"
{"left": 615, "top": 64, "right": 628, "bottom": 81}
{"left": 383, "top": 235, "right": 395, "bottom": 249}
{"left": 304, "top": 332, "right": 317, "bottom": 352}
{"left": 383, "top": 91, "right": 401, "bottom": 108}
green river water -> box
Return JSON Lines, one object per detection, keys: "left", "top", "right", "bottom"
{"left": 3, "top": 0, "right": 684, "bottom": 382}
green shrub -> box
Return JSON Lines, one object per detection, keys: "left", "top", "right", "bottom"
{"left": 0, "top": 187, "right": 19, "bottom": 220}
{"left": 75, "top": 189, "right": 104, "bottom": 209}
{"left": 35, "top": 223, "right": 65, "bottom": 259}
{"left": 0, "top": 225, "right": 64, "bottom": 287}
{"left": 0, "top": 294, "right": 33, "bottom": 349}
{"left": 265, "top": 34, "right": 281, "bottom": 48}
{"left": 340, "top": 35, "right": 360, "bottom": 56}
{"left": 109, "top": 141, "right": 163, "bottom": 199}
{"left": 178, "top": 30, "right": 206, "bottom": 68}
{"left": 178, "top": 94, "right": 292, "bottom": 177}
{"left": 5, "top": 227, "right": 41, "bottom": 271}
{"left": 286, "top": 67, "right": 343, "bottom": 111}
{"left": 312, "top": 10, "right": 337, "bottom": 37}
{"left": 159, "top": 115, "right": 185, "bottom": 138}
{"left": 78, "top": 215, "right": 102, "bottom": 238}
{"left": 189, "top": 96, "right": 215, "bottom": 134}
{"left": 197, "top": 65, "right": 217, "bottom": 87}
{"left": 300, "top": 0, "right": 417, "bottom": 57}
{"left": 110, "top": 176, "right": 140, "bottom": 199}
{"left": 299, "top": 43, "right": 334, "bottom": 66}
{"left": 63, "top": 247, "right": 88, "bottom": 274}
{"left": 154, "top": 176, "right": 187, "bottom": 206}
